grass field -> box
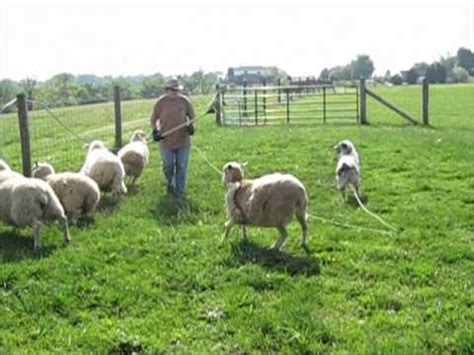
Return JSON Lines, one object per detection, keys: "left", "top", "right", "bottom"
{"left": 0, "top": 84, "right": 473, "bottom": 353}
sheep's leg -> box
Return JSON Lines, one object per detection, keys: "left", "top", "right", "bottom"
{"left": 221, "top": 219, "right": 234, "bottom": 244}
{"left": 296, "top": 212, "right": 310, "bottom": 253}
{"left": 32, "top": 221, "right": 43, "bottom": 250}
{"left": 241, "top": 225, "right": 248, "bottom": 240}
{"left": 272, "top": 226, "right": 288, "bottom": 251}
{"left": 59, "top": 215, "right": 71, "bottom": 245}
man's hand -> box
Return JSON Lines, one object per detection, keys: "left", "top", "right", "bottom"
{"left": 187, "top": 123, "right": 195, "bottom": 136}
{"left": 152, "top": 128, "right": 163, "bottom": 142}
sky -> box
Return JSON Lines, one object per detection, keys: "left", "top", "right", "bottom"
{"left": 1, "top": 1, "right": 473, "bottom": 81}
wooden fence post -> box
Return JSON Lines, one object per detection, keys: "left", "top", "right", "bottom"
{"left": 359, "top": 79, "right": 369, "bottom": 125}
{"left": 422, "top": 78, "right": 429, "bottom": 125}
{"left": 262, "top": 78, "right": 267, "bottom": 119}
{"left": 278, "top": 78, "right": 281, "bottom": 103}
{"left": 16, "top": 94, "right": 32, "bottom": 177}
{"left": 215, "top": 84, "right": 222, "bottom": 126}
{"left": 114, "top": 85, "right": 122, "bottom": 149}
{"left": 286, "top": 88, "right": 290, "bottom": 124}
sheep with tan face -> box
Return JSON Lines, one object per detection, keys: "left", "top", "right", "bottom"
{"left": 222, "top": 162, "right": 309, "bottom": 252}
{"left": 33, "top": 162, "right": 100, "bottom": 223}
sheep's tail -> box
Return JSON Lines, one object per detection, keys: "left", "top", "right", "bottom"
{"left": 295, "top": 186, "right": 309, "bottom": 221}
{"left": 350, "top": 186, "right": 397, "bottom": 231}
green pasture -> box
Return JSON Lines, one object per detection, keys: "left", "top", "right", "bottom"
{"left": 0, "top": 84, "right": 472, "bottom": 353}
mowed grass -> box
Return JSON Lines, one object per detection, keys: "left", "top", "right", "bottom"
{"left": 0, "top": 84, "right": 473, "bottom": 353}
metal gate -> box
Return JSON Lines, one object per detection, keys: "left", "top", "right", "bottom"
{"left": 218, "top": 84, "right": 359, "bottom": 126}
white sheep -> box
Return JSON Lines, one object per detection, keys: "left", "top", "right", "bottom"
{"left": 0, "top": 159, "right": 10, "bottom": 172}
{"left": 118, "top": 130, "right": 149, "bottom": 184}
{"left": 222, "top": 162, "right": 309, "bottom": 252}
{"left": 334, "top": 139, "right": 361, "bottom": 202}
{"left": 0, "top": 159, "right": 24, "bottom": 184}
{"left": 80, "top": 140, "right": 127, "bottom": 195}
{"left": 0, "top": 177, "right": 71, "bottom": 249}
{"left": 33, "top": 162, "right": 101, "bottom": 222}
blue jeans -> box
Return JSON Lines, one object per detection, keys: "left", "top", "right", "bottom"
{"left": 160, "top": 145, "right": 191, "bottom": 196}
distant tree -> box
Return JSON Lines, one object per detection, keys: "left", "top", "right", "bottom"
{"left": 383, "top": 70, "right": 392, "bottom": 82}
{"left": 20, "top": 77, "right": 37, "bottom": 110}
{"left": 390, "top": 74, "right": 403, "bottom": 86}
{"left": 425, "top": 62, "right": 447, "bottom": 83}
{"left": 36, "top": 73, "right": 77, "bottom": 106}
{"left": 328, "top": 65, "right": 352, "bottom": 81}
{"left": 450, "top": 66, "right": 469, "bottom": 83}
{"left": 440, "top": 54, "right": 456, "bottom": 72}
{"left": 0, "top": 79, "right": 21, "bottom": 111}
{"left": 140, "top": 74, "right": 165, "bottom": 98}
{"left": 351, "top": 55, "right": 375, "bottom": 80}
{"left": 457, "top": 47, "right": 474, "bottom": 71}
{"left": 405, "top": 68, "right": 419, "bottom": 85}
{"left": 412, "top": 62, "right": 429, "bottom": 77}
{"left": 111, "top": 77, "right": 137, "bottom": 100}
{"left": 318, "top": 68, "right": 330, "bottom": 81}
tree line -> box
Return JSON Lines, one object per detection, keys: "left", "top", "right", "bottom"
{"left": 0, "top": 70, "right": 224, "bottom": 111}
{"left": 317, "top": 47, "right": 473, "bottom": 86}
{"left": 1, "top": 47, "right": 472, "bottom": 111}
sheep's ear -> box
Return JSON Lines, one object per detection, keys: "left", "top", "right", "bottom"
{"left": 242, "top": 161, "right": 248, "bottom": 167}
{"left": 82, "top": 143, "right": 89, "bottom": 149}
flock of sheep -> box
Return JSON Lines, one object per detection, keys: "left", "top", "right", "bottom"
{"left": 0, "top": 128, "right": 361, "bottom": 253}
{"left": 0, "top": 130, "right": 149, "bottom": 249}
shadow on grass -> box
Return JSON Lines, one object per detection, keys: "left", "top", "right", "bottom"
{"left": 125, "top": 184, "right": 141, "bottom": 196}
{"left": 226, "top": 239, "right": 320, "bottom": 277}
{"left": 0, "top": 230, "right": 55, "bottom": 263}
{"left": 76, "top": 215, "right": 96, "bottom": 230}
{"left": 96, "top": 195, "right": 122, "bottom": 215}
{"left": 150, "top": 194, "right": 202, "bottom": 225}
{"left": 347, "top": 192, "right": 369, "bottom": 208}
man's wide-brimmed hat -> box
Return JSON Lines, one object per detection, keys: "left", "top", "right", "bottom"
{"left": 165, "top": 79, "right": 182, "bottom": 91}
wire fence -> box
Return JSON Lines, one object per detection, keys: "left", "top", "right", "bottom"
{"left": 0, "top": 91, "right": 155, "bottom": 174}
{"left": 2, "top": 81, "right": 465, "bottom": 177}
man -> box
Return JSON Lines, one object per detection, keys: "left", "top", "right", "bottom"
{"left": 150, "top": 79, "right": 195, "bottom": 197}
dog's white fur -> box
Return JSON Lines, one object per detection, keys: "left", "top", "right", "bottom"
{"left": 334, "top": 139, "right": 361, "bottom": 201}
